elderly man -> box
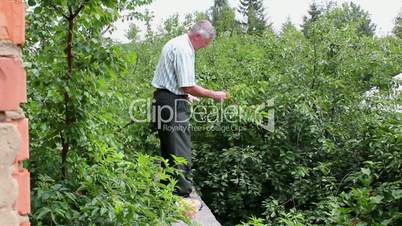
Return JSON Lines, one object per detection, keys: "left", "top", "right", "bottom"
{"left": 151, "top": 21, "right": 228, "bottom": 204}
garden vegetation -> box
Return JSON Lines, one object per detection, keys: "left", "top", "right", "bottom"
{"left": 25, "top": 0, "right": 401, "bottom": 225}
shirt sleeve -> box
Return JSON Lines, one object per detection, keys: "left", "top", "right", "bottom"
{"left": 173, "top": 47, "right": 196, "bottom": 87}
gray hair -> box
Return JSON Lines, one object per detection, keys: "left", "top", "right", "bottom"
{"left": 190, "top": 20, "right": 216, "bottom": 39}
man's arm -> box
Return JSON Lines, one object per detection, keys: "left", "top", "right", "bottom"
{"left": 182, "top": 85, "right": 228, "bottom": 101}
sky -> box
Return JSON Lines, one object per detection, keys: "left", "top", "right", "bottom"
{"left": 107, "top": 0, "right": 402, "bottom": 42}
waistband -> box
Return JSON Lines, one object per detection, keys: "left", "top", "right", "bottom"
{"left": 154, "top": 88, "right": 188, "bottom": 99}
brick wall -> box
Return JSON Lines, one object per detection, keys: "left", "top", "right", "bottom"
{"left": 0, "top": 0, "right": 30, "bottom": 226}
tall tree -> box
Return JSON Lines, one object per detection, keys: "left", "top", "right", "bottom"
{"left": 127, "top": 23, "right": 140, "bottom": 42}
{"left": 392, "top": 10, "right": 402, "bottom": 38}
{"left": 161, "top": 14, "right": 187, "bottom": 37}
{"left": 211, "top": 0, "right": 238, "bottom": 34}
{"left": 212, "top": 0, "right": 229, "bottom": 25}
{"left": 344, "top": 2, "right": 376, "bottom": 36}
{"left": 301, "top": 2, "right": 323, "bottom": 37}
{"left": 302, "top": 2, "right": 376, "bottom": 38}
{"left": 25, "top": 0, "right": 151, "bottom": 178}
{"left": 281, "top": 17, "right": 298, "bottom": 34}
{"left": 143, "top": 9, "right": 155, "bottom": 39}
{"left": 238, "top": 0, "right": 267, "bottom": 34}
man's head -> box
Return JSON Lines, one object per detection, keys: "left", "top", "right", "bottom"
{"left": 188, "top": 20, "right": 216, "bottom": 50}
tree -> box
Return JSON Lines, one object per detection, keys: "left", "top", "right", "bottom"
{"left": 302, "top": 2, "right": 323, "bottom": 37}
{"left": 212, "top": 0, "right": 229, "bottom": 25}
{"left": 392, "top": 10, "right": 402, "bottom": 38}
{"left": 302, "top": 2, "right": 376, "bottom": 38}
{"left": 238, "top": 0, "right": 268, "bottom": 34}
{"left": 25, "top": 0, "right": 151, "bottom": 177}
{"left": 143, "top": 9, "right": 155, "bottom": 39}
{"left": 161, "top": 14, "right": 187, "bottom": 37}
{"left": 127, "top": 23, "right": 140, "bottom": 42}
{"left": 344, "top": 2, "right": 376, "bottom": 36}
{"left": 281, "top": 17, "right": 296, "bottom": 32}
{"left": 211, "top": 0, "right": 238, "bottom": 34}
{"left": 25, "top": 1, "right": 188, "bottom": 224}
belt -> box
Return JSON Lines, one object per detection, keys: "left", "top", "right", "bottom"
{"left": 155, "top": 88, "right": 188, "bottom": 98}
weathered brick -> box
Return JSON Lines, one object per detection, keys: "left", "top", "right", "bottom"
{"left": 18, "top": 215, "right": 29, "bottom": 225}
{"left": 0, "top": 57, "right": 26, "bottom": 111}
{"left": 20, "top": 222, "right": 30, "bottom": 226}
{"left": 0, "top": 171, "right": 18, "bottom": 208}
{"left": 11, "top": 119, "right": 29, "bottom": 162}
{"left": 12, "top": 169, "right": 30, "bottom": 215}
{"left": 0, "top": 0, "right": 25, "bottom": 44}
{"left": 0, "top": 109, "right": 25, "bottom": 121}
{"left": 0, "top": 123, "right": 21, "bottom": 165}
{"left": 0, "top": 209, "right": 19, "bottom": 226}
{"left": 0, "top": 41, "right": 21, "bottom": 58}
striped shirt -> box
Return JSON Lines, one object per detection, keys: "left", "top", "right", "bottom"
{"left": 152, "top": 34, "right": 196, "bottom": 95}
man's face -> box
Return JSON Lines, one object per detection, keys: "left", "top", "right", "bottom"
{"left": 200, "top": 37, "right": 213, "bottom": 49}
{"left": 195, "top": 35, "right": 213, "bottom": 49}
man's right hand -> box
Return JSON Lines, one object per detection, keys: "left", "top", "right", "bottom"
{"left": 181, "top": 85, "right": 229, "bottom": 101}
{"left": 212, "top": 91, "right": 229, "bottom": 101}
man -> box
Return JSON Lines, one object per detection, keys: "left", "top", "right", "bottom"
{"left": 151, "top": 20, "right": 228, "bottom": 208}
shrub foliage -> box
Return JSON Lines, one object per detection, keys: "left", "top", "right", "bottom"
{"left": 25, "top": 1, "right": 401, "bottom": 225}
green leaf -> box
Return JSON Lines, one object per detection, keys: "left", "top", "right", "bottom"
{"left": 391, "top": 189, "right": 402, "bottom": 199}
{"left": 361, "top": 168, "right": 371, "bottom": 175}
{"left": 370, "top": 195, "right": 384, "bottom": 204}
{"left": 36, "top": 207, "right": 51, "bottom": 219}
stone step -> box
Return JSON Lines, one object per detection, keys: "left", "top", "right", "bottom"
{"left": 173, "top": 191, "right": 221, "bottom": 226}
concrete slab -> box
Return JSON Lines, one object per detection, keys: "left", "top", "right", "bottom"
{"left": 173, "top": 191, "right": 221, "bottom": 226}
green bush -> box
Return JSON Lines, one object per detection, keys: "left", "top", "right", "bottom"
{"left": 25, "top": 1, "right": 190, "bottom": 225}
{"left": 129, "top": 10, "right": 401, "bottom": 224}
{"left": 188, "top": 5, "right": 401, "bottom": 226}
{"left": 32, "top": 152, "right": 185, "bottom": 225}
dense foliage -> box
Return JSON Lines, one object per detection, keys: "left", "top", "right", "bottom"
{"left": 25, "top": 0, "right": 190, "bottom": 225}
{"left": 129, "top": 3, "right": 402, "bottom": 226}
{"left": 193, "top": 7, "right": 401, "bottom": 226}
{"left": 25, "top": 0, "right": 401, "bottom": 225}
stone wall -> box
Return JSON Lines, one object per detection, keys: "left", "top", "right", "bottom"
{"left": 0, "top": 0, "right": 30, "bottom": 225}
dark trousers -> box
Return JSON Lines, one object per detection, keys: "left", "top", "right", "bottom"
{"left": 152, "top": 89, "right": 192, "bottom": 196}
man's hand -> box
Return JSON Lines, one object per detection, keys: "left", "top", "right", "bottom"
{"left": 187, "top": 94, "right": 200, "bottom": 103}
{"left": 212, "top": 91, "right": 229, "bottom": 101}
{"left": 182, "top": 85, "right": 229, "bottom": 102}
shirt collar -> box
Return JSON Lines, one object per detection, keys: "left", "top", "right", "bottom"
{"left": 185, "top": 33, "right": 195, "bottom": 53}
